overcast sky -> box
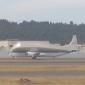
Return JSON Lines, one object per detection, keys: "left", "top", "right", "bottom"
{"left": 0, "top": 0, "right": 85, "bottom": 24}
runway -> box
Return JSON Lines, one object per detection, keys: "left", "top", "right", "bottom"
{"left": 0, "top": 59, "right": 85, "bottom": 65}
{"left": 0, "top": 71, "right": 84, "bottom": 77}
{"left": 0, "top": 58, "right": 84, "bottom": 77}
{"left": 0, "top": 51, "right": 85, "bottom": 77}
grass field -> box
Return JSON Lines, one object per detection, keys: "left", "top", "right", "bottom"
{"left": 0, "top": 77, "right": 85, "bottom": 85}
{"left": 0, "top": 64, "right": 85, "bottom": 72}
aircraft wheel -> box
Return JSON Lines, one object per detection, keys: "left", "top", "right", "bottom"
{"left": 32, "top": 56, "right": 37, "bottom": 59}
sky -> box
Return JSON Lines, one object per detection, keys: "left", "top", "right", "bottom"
{"left": 0, "top": 0, "right": 85, "bottom": 24}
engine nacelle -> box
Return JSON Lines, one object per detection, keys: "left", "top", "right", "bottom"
{"left": 27, "top": 52, "right": 40, "bottom": 59}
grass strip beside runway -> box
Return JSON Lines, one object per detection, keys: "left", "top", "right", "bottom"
{"left": 0, "top": 77, "right": 85, "bottom": 85}
{"left": 0, "top": 65, "right": 85, "bottom": 72}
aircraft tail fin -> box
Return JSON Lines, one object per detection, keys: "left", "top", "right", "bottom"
{"left": 69, "top": 35, "right": 78, "bottom": 46}
{"left": 64, "top": 35, "right": 78, "bottom": 51}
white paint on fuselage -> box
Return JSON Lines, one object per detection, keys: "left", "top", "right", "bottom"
{"left": 39, "top": 52, "right": 67, "bottom": 57}
{"left": 27, "top": 52, "right": 38, "bottom": 56}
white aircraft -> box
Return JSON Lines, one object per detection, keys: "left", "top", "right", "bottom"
{"left": 9, "top": 35, "right": 79, "bottom": 59}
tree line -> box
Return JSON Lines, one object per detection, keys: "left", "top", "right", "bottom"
{"left": 0, "top": 19, "right": 85, "bottom": 44}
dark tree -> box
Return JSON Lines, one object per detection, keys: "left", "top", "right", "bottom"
{"left": 0, "top": 19, "right": 85, "bottom": 44}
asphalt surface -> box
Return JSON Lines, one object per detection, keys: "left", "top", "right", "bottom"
{"left": 0, "top": 71, "right": 84, "bottom": 77}
{"left": 0, "top": 51, "right": 85, "bottom": 77}
{"left": 0, "top": 59, "right": 85, "bottom": 65}
{"left": 0, "top": 58, "right": 84, "bottom": 77}
{"left": 0, "top": 51, "right": 85, "bottom": 66}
